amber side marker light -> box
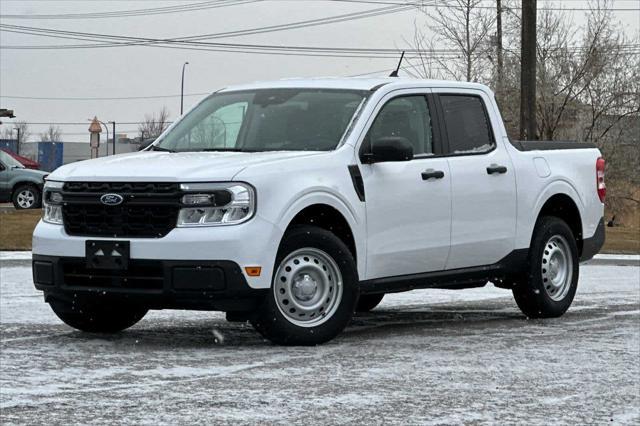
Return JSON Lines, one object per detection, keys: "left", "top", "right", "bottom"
{"left": 245, "top": 267, "right": 262, "bottom": 277}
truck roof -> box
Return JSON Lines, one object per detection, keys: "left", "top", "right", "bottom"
{"left": 219, "top": 77, "right": 492, "bottom": 94}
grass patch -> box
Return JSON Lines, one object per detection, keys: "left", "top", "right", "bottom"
{"left": 0, "top": 209, "right": 638, "bottom": 254}
{"left": 0, "top": 210, "right": 41, "bottom": 250}
{"left": 602, "top": 226, "right": 640, "bottom": 254}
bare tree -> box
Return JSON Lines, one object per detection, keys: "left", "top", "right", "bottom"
{"left": 8, "top": 121, "right": 31, "bottom": 145}
{"left": 407, "top": 0, "right": 496, "bottom": 82}
{"left": 0, "top": 127, "right": 13, "bottom": 139}
{"left": 138, "top": 107, "right": 171, "bottom": 139}
{"left": 40, "top": 125, "right": 63, "bottom": 142}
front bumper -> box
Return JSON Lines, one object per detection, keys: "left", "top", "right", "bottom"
{"left": 32, "top": 215, "right": 282, "bottom": 290}
{"left": 33, "top": 255, "right": 267, "bottom": 311}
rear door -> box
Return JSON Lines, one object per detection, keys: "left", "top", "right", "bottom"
{"left": 431, "top": 89, "right": 516, "bottom": 269}
{"left": 359, "top": 91, "right": 452, "bottom": 279}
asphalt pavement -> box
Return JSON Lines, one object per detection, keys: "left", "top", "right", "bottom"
{"left": 1, "top": 253, "right": 638, "bottom": 425}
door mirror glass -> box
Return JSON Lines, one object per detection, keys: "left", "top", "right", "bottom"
{"left": 365, "top": 136, "right": 414, "bottom": 163}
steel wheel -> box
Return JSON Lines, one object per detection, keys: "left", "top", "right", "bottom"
{"left": 541, "top": 235, "right": 573, "bottom": 301}
{"left": 273, "top": 247, "right": 343, "bottom": 327}
{"left": 16, "top": 189, "right": 36, "bottom": 208}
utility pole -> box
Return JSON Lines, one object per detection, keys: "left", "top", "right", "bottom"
{"left": 15, "top": 127, "right": 21, "bottom": 155}
{"left": 111, "top": 121, "right": 116, "bottom": 155}
{"left": 520, "top": 0, "right": 537, "bottom": 140}
{"left": 496, "top": 0, "right": 504, "bottom": 91}
{"left": 181, "top": 62, "right": 189, "bottom": 115}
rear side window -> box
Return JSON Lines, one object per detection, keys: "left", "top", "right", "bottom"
{"left": 439, "top": 95, "right": 494, "bottom": 154}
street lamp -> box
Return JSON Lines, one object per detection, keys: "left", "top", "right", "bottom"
{"left": 181, "top": 61, "right": 189, "bottom": 115}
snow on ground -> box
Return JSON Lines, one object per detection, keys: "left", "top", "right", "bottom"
{"left": 1, "top": 255, "right": 639, "bottom": 424}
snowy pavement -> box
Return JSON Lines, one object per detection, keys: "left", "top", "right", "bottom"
{"left": 1, "top": 255, "right": 639, "bottom": 424}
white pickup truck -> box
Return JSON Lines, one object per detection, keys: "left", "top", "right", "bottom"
{"left": 32, "top": 78, "right": 605, "bottom": 345}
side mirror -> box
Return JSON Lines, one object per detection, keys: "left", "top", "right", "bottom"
{"left": 362, "top": 136, "right": 414, "bottom": 163}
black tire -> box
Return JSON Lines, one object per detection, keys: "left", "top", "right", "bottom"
{"left": 513, "top": 216, "right": 580, "bottom": 318}
{"left": 356, "top": 293, "right": 384, "bottom": 312}
{"left": 250, "top": 225, "right": 359, "bottom": 345}
{"left": 48, "top": 298, "right": 148, "bottom": 333}
{"left": 12, "top": 183, "right": 41, "bottom": 209}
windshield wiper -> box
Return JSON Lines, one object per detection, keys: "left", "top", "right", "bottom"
{"left": 200, "top": 148, "right": 250, "bottom": 152}
{"left": 149, "top": 145, "right": 175, "bottom": 152}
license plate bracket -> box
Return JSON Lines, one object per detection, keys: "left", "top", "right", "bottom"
{"left": 86, "top": 240, "right": 130, "bottom": 270}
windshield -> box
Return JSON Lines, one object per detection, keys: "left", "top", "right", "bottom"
{"left": 154, "top": 88, "right": 369, "bottom": 152}
{"left": 0, "top": 151, "right": 25, "bottom": 169}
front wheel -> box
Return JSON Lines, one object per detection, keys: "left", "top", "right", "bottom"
{"left": 12, "top": 184, "right": 41, "bottom": 209}
{"left": 250, "top": 225, "right": 358, "bottom": 345}
{"left": 49, "top": 298, "right": 148, "bottom": 333}
{"left": 512, "top": 216, "right": 579, "bottom": 318}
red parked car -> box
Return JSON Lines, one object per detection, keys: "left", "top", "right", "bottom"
{"left": 0, "top": 149, "right": 40, "bottom": 170}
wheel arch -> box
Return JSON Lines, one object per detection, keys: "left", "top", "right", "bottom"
{"left": 533, "top": 192, "right": 584, "bottom": 256}
{"left": 11, "top": 179, "right": 42, "bottom": 197}
{"left": 276, "top": 191, "right": 364, "bottom": 276}
{"left": 283, "top": 203, "right": 358, "bottom": 263}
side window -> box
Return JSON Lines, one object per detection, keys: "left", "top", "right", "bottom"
{"left": 366, "top": 95, "right": 433, "bottom": 155}
{"left": 0, "top": 162, "right": 5, "bottom": 172}
{"left": 439, "top": 95, "right": 495, "bottom": 154}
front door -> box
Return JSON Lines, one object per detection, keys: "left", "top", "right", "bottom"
{"left": 360, "top": 93, "right": 452, "bottom": 280}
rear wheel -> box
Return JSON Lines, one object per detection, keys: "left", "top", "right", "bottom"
{"left": 49, "top": 298, "right": 148, "bottom": 333}
{"left": 356, "top": 293, "right": 384, "bottom": 312}
{"left": 513, "top": 216, "right": 579, "bottom": 318}
{"left": 12, "top": 184, "right": 41, "bottom": 209}
{"left": 250, "top": 225, "right": 358, "bottom": 345}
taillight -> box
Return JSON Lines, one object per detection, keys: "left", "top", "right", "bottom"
{"left": 596, "top": 157, "right": 606, "bottom": 203}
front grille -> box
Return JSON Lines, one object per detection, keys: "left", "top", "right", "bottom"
{"left": 62, "top": 182, "right": 181, "bottom": 238}
{"left": 62, "top": 259, "right": 164, "bottom": 290}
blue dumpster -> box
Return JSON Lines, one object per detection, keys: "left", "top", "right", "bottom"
{"left": 0, "top": 139, "right": 18, "bottom": 153}
{"left": 37, "top": 141, "right": 64, "bottom": 172}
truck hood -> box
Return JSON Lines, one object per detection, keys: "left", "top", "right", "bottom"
{"left": 18, "top": 168, "right": 49, "bottom": 180}
{"left": 48, "top": 151, "right": 324, "bottom": 182}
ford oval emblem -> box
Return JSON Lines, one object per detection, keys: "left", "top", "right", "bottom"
{"left": 100, "top": 193, "right": 124, "bottom": 206}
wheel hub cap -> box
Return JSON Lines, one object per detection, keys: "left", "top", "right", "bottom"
{"left": 273, "top": 248, "right": 344, "bottom": 327}
{"left": 292, "top": 274, "right": 318, "bottom": 302}
{"left": 17, "top": 190, "right": 35, "bottom": 208}
{"left": 541, "top": 235, "right": 573, "bottom": 301}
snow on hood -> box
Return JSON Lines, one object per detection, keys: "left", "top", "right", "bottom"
{"left": 47, "top": 150, "right": 324, "bottom": 182}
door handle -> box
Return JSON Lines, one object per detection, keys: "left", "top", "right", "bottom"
{"left": 486, "top": 164, "right": 508, "bottom": 175}
{"left": 422, "top": 169, "right": 445, "bottom": 180}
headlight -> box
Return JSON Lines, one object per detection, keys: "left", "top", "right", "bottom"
{"left": 43, "top": 181, "right": 64, "bottom": 225}
{"left": 177, "top": 182, "right": 255, "bottom": 227}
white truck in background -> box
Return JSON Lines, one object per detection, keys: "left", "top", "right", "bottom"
{"left": 32, "top": 78, "right": 605, "bottom": 345}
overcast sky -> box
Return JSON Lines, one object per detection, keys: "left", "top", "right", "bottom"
{"left": 1, "top": 0, "right": 638, "bottom": 142}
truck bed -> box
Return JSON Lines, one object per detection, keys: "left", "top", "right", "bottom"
{"left": 510, "top": 140, "right": 597, "bottom": 151}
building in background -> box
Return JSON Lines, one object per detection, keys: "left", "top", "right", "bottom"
{"left": 0, "top": 137, "right": 141, "bottom": 172}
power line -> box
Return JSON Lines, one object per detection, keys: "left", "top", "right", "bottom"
{"left": 2, "top": 0, "right": 638, "bottom": 18}
{"left": 307, "top": 0, "right": 640, "bottom": 11}
{"left": 0, "top": 1, "right": 260, "bottom": 19}
{"left": 1, "top": 93, "right": 210, "bottom": 101}
{"left": 4, "top": 22, "right": 637, "bottom": 59}
{"left": 0, "top": 5, "right": 417, "bottom": 53}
